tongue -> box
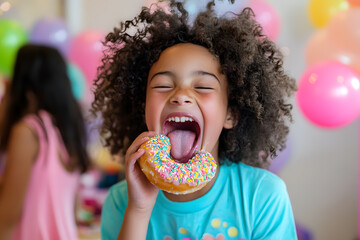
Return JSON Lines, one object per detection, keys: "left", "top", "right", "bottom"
{"left": 167, "top": 130, "right": 196, "bottom": 162}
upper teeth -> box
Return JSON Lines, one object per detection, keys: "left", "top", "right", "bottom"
{"left": 167, "top": 116, "right": 194, "bottom": 123}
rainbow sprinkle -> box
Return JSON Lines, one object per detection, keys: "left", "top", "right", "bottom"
{"left": 142, "top": 134, "right": 217, "bottom": 186}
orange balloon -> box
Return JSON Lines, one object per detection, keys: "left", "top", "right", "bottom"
{"left": 347, "top": 0, "right": 360, "bottom": 7}
{"left": 327, "top": 9, "right": 360, "bottom": 56}
{"left": 306, "top": 29, "right": 360, "bottom": 75}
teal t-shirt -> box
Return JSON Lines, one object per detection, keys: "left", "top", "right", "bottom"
{"left": 101, "top": 162, "right": 297, "bottom": 240}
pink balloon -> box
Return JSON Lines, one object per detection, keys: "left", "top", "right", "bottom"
{"left": 327, "top": 8, "right": 360, "bottom": 56}
{"left": 297, "top": 61, "right": 360, "bottom": 128}
{"left": 305, "top": 30, "right": 360, "bottom": 75}
{"left": 247, "top": 0, "right": 281, "bottom": 41}
{"left": 69, "top": 30, "right": 105, "bottom": 86}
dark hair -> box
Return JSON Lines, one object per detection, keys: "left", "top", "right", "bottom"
{"left": 0, "top": 44, "right": 90, "bottom": 172}
{"left": 91, "top": 0, "right": 297, "bottom": 168}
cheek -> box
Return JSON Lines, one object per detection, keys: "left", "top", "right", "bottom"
{"left": 203, "top": 98, "right": 228, "bottom": 135}
{"left": 145, "top": 93, "right": 163, "bottom": 131}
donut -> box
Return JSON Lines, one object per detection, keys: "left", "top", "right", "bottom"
{"left": 139, "top": 134, "right": 217, "bottom": 195}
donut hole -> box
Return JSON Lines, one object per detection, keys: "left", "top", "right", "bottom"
{"left": 163, "top": 120, "right": 200, "bottom": 163}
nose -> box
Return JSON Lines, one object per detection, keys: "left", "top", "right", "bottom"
{"left": 170, "top": 88, "right": 193, "bottom": 105}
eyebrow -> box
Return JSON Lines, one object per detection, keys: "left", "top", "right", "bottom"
{"left": 150, "top": 70, "right": 220, "bottom": 83}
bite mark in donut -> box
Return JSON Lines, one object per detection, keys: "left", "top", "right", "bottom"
{"left": 139, "top": 134, "right": 217, "bottom": 195}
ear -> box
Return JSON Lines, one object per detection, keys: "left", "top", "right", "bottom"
{"left": 223, "top": 109, "right": 237, "bottom": 129}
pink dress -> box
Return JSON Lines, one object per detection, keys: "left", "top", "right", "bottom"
{"left": 11, "top": 111, "right": 80, "bottom": 240}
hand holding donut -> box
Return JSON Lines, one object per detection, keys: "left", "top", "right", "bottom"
{"left": 139, "top": 134, "right": 217, "bottom": 195}
{"left": 124, "top": 131, "right": 159, "bottom": 212}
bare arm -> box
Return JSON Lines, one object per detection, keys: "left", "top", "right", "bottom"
{"left": 117, "top": 132, "right": 159, "bottom": 240}
{"left": 0, "top": 121, "right": 38, "bottom": 239}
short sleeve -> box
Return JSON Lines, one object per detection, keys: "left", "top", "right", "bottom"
{"left": 100, "top": 182, "right": 128, "bottom": 240}
{"left": 251, "top": 174, "right": 297, "bottom": 240}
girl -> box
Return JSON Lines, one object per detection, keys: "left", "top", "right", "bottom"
{"left": 92, "top": 1, "right": 298, "bottom": 239}
{"left": 0, "top": 44, "right": 90, "bottom": 240}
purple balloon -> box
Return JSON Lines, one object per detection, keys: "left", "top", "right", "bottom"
{"left": 30, "top": 18, "right": 71, "bottom": 58}
{"left": 296, "top": 223, "right": 313, "bottom": 240}
{"left": 268, "top": 138, "right": 292, "bottom": 174}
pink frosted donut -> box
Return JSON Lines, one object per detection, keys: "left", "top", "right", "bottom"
{"left": 139, "top": 134, "right": 217, "bottom": 195}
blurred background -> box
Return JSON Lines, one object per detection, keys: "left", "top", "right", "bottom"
{"left": 0, "top": 0, "right": 358, "bottom": 239}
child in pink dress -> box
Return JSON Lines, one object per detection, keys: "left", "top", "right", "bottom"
{"left": 0, "top": 44, "right": 91, "bottom": 240}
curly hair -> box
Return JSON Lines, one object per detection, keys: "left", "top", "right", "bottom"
{"left": 91, "top": 0, "right": 297, "bottom": 168}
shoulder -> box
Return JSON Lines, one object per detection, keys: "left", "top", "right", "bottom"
{"left": 101, "top": 180, "right": 128, "bottom": 239}
{"left": 225, "top": 162, "right": 287, "bottom": 197}
{"left": 104, "top": 180, "right": 128, "bottom": 211}
{"left": 5, "top": 119, "right": 39, "bottom": 166}
{"left": 9, "top": 119, "right": 38, "bottom": 150}
{"left": 11, "top": 120, "right": 37, "bottom": 140}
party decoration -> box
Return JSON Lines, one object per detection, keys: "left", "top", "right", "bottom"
{"left": 30, "top": 18, "right": 71, "bottom": 58}
{"left": 297, "top": 61, "right": 360, "bottom": 128}
{"left": 67, "top": 63, "right": 86, "bottom": 100}
{"left": 93, "top": 146, "right": 123, "bottom": 174}
{"left": 296, "top": 223, "right": 313, "bottom": 240}
{"left": 268, "top": 138, "right": 292, "bottom": 174}
{"left": 0, "top": 19, "right": 27, "bottom": 76}
{"left": 327, "top": 8, "right": 360, "bottom": 56}
{"left": 347, "top": 0, "right": 360, "bottom": 7}
{"left": 68, "top": 30, "right": 105, "bottom": 86}
{"left": 248, "top": 0, "right": 281, "bottom": 41}
{"left": 308, "top": 0, "right": 349, "bottom": 28}
{"left": 305, "top": 29, "right": 360, "bottom": 76}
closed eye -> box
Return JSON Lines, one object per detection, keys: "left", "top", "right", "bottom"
{"left": 195, "top": 87, "right": 214, "bottom": 89}
{"left": 152, "top": 86, "right": 172, "bottom": 89}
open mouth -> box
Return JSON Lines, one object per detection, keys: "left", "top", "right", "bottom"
{"left": 162, "top": 113, "right": 201, "bottom": 163}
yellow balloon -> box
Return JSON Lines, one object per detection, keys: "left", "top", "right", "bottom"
{"left": 93, "top": 147, "right": 123, "bottom": 174}
{"left": 308, "top": 0, "right": 349, "bottom": 28}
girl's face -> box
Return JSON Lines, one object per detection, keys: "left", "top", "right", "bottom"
{"left": 145, "top": 43, "right": 234, "bottom": 162}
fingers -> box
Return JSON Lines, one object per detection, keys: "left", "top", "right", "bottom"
{"left": 125, "top": 131, "right": 157, "bottom": 168}
{"left": 127, "top": 131, "right": 157, "bottom": 155}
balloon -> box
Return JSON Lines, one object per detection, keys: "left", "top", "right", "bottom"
{"left": 93, "top": 146, "right": 123, "bottom": 174}
{"left": 67, "top": 63, "right": 86, "bottom": 100}
{"left": 0, "top": 19, "right": 27, "bottom": 76}
{"left": 247, "top": 0, "right": 281, "bottom": 41}
{"left": 327, "top": 8, "right": 360, "bottom": 56}
{"left": 268, "top": 138, "right": 292, "bottom": 174}
{"left": 68, "top": 30, "right": 105, "bottom": 86}
{"left": 305, "top": 30, "right": 360, "bottom": 75}
{"left": 347, "top": 0, "right": 360, "bottom": 7}
{"left": 30, "top": 18, "right": 71, "bottom": 58}
{"left": 297, "top": 61, "right": 360, "bottom": 128}
{"left": 308, "top": 0, "right": 349, "bottom": 28}
{"left": 296, "top": 223, "right": 313, "bottom": 240}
